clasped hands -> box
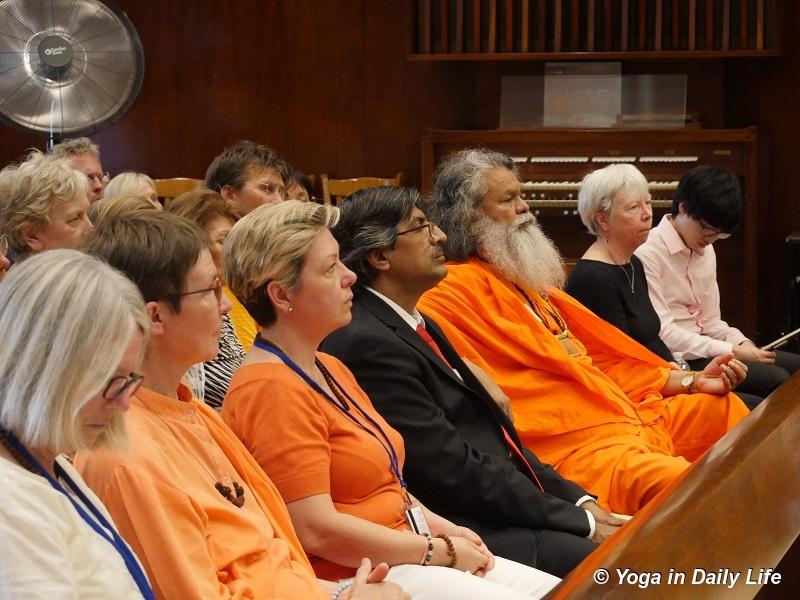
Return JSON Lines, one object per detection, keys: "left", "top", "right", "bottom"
{"left": 435, "top": 525, "right": 495, "bottom": 577}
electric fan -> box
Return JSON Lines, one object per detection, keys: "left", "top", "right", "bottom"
{"left": 0, "top": 0, "right": 144, "bottom": 146}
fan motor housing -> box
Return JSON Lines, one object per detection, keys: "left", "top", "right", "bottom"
{"left": 38, "top": 35, "right": 73, "bottom": 68}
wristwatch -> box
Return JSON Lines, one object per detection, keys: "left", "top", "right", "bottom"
{"left": 680, "top": 371, "right": 697, "bottom": 394}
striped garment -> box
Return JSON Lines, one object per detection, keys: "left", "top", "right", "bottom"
{"left": 202, "top": 314, "right": 245, "bottom": 411}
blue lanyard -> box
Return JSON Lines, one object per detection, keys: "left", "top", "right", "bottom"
{"left": 1, "top": 426, "right": 155, "bottom": 600}
{"left": 253, "top": 337, "right": 408, "bottom": 493}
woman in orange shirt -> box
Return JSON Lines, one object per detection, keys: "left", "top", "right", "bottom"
{"left": 222, "top": 201, "right": 560, "bottom": 600}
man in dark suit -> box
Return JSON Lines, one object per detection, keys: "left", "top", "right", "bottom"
{"left": 321, "top": 186, "right": 624, "bottom": 578}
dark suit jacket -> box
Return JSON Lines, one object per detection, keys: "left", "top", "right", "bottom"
{"left": 321, "top": 285, "right": 594, "bottom": 565}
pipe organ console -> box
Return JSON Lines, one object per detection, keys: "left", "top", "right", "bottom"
{"left": 421, "top": 127, "right": 758, "bottom": 337}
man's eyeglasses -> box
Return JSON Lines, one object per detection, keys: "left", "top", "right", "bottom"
{"left": 87, "top": 172, "right": 110, "bottom": 185}
{"left": 168, "top": 277, "right": 224, "bottom": 303}
{"left": 103, "top": 372, "right": 145, "bottom": 401}
{"left": 396, "top": 222, "right": 436, "bottom": 240}
{"left": 699, "top": 220, "right": 731, "bottom": 240}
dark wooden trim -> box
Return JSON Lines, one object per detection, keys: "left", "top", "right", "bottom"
{"left": 454, "top": 0, "right": 464, "bottom": 52}
{"left": 420, "top": 0, "right": 432, "bottom": 53}
{"left": 407, "top": 48, "right": 781, "bottom": 60}
{"left": 520, "top": 0, "right": 530, "bottom": 52}
{"left": 621, "top": 0, "right": 629, "bottom": 52}
{"left": 553, "top": 0, "right": 563, "bottom": 52}
{"left": 488, "top": 0, "right": 497, "bottom": 53}
{"left": 472, "top": 0, "right": 481, "bottom": 52}
{"left": 655, "top": 0, "right": 663, "bottom": 50}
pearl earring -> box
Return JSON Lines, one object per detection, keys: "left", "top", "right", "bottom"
{"left": 288, "top": 305, "right": 293, "bottom": 313}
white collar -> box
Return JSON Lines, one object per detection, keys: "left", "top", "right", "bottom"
{"left": 364, "top": 287, "right": 424, "bottom": 331}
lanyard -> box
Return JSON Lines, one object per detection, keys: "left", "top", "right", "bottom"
{"left": 0, "top": 426, "right": 155, "bottom": 600}
{"left": 253, "top": 337, "right": 408, "bottom": 494}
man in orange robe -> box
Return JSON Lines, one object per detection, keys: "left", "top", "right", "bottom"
{"left": 418, "top": 149, "right": 750, "bottom": 516}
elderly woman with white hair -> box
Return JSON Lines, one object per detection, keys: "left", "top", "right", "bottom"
{"left": 0, "top": 150, "right": 93, "bottom": 263}
{"left": 0, "top": 250, "right": 153, "bottom": 598}
{"left": 565, "top": 164, "right": 676, "bottom": 362}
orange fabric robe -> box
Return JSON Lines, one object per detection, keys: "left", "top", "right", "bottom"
{"left": 419, "top": 258, "right": 749, "bottom": 515}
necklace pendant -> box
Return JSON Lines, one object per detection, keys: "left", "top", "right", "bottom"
{"left": 215, "top": 480, "right": 246, "bottom": 507}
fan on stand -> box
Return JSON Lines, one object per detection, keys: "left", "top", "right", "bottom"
{"left": 0, "top": 0, "right": 144, "bottom": 148}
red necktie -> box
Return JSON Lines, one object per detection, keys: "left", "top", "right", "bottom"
{"left": 415, "top": 323, "right": 544, "bottom": 492}
{"left": 416, "top": 323, "right": 453, "bottom": 368}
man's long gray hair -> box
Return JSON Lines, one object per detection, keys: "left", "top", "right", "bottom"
{"left": 424, "top": 148, "right": 517, "bottom": 261}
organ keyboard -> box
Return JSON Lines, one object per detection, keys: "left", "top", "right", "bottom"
{"left": 421, "top": 127, "right": 758, "bottom": 337}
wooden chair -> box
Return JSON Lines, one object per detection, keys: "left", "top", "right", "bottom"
{"left": 319, "top": 172, "right": 403, "bottom": 206}
{"left": 544, "top": 373, "right": 800, "bottom": 599}
{"left": 153, "top": 178, "right": 204, "bottom": 204}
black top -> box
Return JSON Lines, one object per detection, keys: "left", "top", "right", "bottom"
{"left": 565, "top": 255, "right": 674, "bottom": 362}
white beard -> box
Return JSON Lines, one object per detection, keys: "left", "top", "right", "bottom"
{"left": 474, "top": 212, "right": 566, "bottom": 293}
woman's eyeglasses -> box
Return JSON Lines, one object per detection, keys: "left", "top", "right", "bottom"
{"left": 168, "top": 278, "right": 224, "bottom": 303}
{"left": 103, "top": 372, "right": 145, "bottom": 401}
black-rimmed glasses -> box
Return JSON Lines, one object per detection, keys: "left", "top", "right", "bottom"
{"left": 103, "top": 372, "right": 145, "bottom": 401}
{"left": 168, "top": 278, "right": 224, "bottom": 303}
{"left": 698, "top": 220, "right": 731, "bottom": 240}
{"left": 396, "top": 222, "right": 436, "bottom": 240}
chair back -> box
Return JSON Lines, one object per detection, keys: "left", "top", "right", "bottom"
{"left": 320, "top": 173, "right": 403, "bottom": 205}
{"left": 154, "top": 178, "right": 204, "bottom": 204}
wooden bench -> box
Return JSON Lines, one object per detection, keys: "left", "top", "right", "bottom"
{"left": 545, "top": 373, "right": 800, "bottom": 599}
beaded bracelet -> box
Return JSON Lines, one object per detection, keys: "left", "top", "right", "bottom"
{"left": 436, "top": 533, "right": 457, "bottom": 568}
{"left": 419, "top": 533, "right": 433, "bottom": 567}
{"left": 418, "top": 533, "right": 433, "bottom": 565}
{"left": 331, "top": 580, "right": 353, "bottom": 600}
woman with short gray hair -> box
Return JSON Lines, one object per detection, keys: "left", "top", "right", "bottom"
{"left": 0, "top": 249, "right": 153, "bottom": 598}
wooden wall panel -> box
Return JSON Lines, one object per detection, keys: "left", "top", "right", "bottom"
{"left": 0, "top": 0, "right": 475, "bottom": 189}
{"left": 726, "top": 4, "right": 800, "bottom": 341}
{"left": 0, "top": 0, "right": 798, "bottom": 339}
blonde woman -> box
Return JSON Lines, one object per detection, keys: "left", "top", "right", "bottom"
{"left": 223, "top": 201, "right": 560, "bottom": 600}
{"left": 0, "top": 250, "right": 153, "bottom": 598}
{"left": 0, "top": 150, "right": 93, "bottom": 263}
{"left": 104, "top": 171, "right": 162, "bottom": 209}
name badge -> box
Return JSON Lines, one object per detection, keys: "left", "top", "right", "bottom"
{"left": 405, "top": 506, "right": 431, "bottom": 536}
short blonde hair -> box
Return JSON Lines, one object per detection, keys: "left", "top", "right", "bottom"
{"left": 224, "top": 200, "right": 339, "bottom": 326}
{"left": 88, "top": 194, "right": 159, "bottom": 225}
{"left": 50, "top": 136, "right": 100, "bottom": 160}
{"left": 577, "top": 164, "right": 650, "bottom": 235}
{"left": 0, "top": 150, "right": 88, "bottom": 260}
{"left": 0, "top": 249, "right": 148, "bottom": 453}
{"left": 104, "top": 171, "right": 156, "bottom": 199}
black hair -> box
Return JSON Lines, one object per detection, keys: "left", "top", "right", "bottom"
{"left": 672, "top": 166, "right": 744, "bottom": 233}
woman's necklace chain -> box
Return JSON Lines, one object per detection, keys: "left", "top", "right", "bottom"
{"left": 137, "top": 395, "right": 245, "bottom": 508}
{"left": 605, "top": 239, "right": 635, "bottom": 294}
